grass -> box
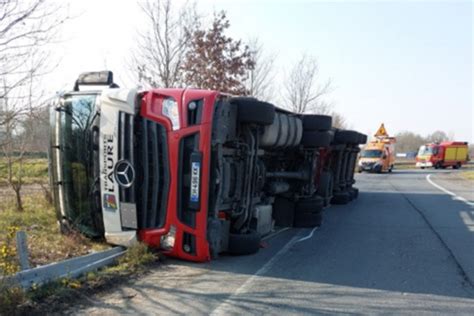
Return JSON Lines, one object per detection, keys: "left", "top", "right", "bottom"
{"left": 460, "top": 170, "right": 474, "bottom": 181}
{"left": 0, "top": 195, "right": 109, "bottom": 269}
{"left": 0, "top": 158, "right": 49, "bottom": 185}
{"left": 1, "top": 242, "right": 159, "bottom": 315}
{"left": 0, "top": 189, "right": 160, "bottom": 314}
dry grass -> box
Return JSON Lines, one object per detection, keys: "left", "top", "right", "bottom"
{"left": 460, "top": 170, "right": 474, "bottom": 181}
{"left": 9, "top": 243, "right": 159, "bottom": 314}
{"left": 0, "top": 194, "right": 108, "bottom": 271}
{"left": 0, "top": 158, "right": 49, "bottom": 186}
{"left": 0, "top": 194, "right": 159, "bottom": 314}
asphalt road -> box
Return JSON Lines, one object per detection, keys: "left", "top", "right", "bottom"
{"left": 68, "top": 169, "right": 474, "bottom": 315}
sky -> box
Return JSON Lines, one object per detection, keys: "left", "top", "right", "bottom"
{"left": 50, "top": 0, "right": 473, "bottom": 142}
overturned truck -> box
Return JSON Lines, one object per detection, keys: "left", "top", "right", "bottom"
{"left": 49, "top": 71, "right": 366, "bottom": 262}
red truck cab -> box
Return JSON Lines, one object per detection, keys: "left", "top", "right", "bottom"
{"left": 136, "top": 88, "right": 218, "bottom": 262}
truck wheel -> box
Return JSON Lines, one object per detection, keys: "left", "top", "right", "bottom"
{"left": 273, "top": 197, "right": 295, "bottom": 227}
{"left": 332, "top": 191, "right": 350, "bottom": 205}
{"left": 228, "top": 230, "right": 261, "bottom": 255}
{"left": 231, "top": 97, "right": 275, "bottom": 125}
{"left": 348, "top": 187, "right": 359, "bottom": 200}
{"left": 297, "top": 196, "right": 324, "bottom": 210}
{"left": 352, "top": 187, "right": 359, "bottom": 199}
{"left": 294, "top": 197, "right": 324, "bottom": 227}
{"left": 334, "top": 130, "right": 359, "bottom": 144}
{"left": 358, "top": 133, "right": 368, "bottom": 144}
{"left": 294, "top": 211, "right": 323, "bottom": 227}
{"left": 301, "top": 130, "right": 332, "bottom": 147}
{"left": 302, "top": 115, "right": 332, "bottom": 131}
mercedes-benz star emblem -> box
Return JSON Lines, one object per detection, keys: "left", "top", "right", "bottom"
{"left": 115, "top": 160, "right": 135, "bottom": 188}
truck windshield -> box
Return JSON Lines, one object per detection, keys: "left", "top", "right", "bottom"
{"left": 58, "top": 94, "right": 102, "bottom": 237}
{"left": 418, "top": 145, "right": 433, "bottom": 156}
{"left": 360, "top": 150, "right": 382, "bottom": 158}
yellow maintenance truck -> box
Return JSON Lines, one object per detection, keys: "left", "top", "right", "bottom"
{"left": 358, "top": 124, "right": 396, "bottom": 173}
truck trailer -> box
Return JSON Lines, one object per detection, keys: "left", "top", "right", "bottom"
{"left": 49, "top": 71, "right": 366, "bottom": 262}
{"left": 416, "top": 142, "right": 469, "bottom": 169}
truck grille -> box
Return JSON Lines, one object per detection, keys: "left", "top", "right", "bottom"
{"left": 135, "top": 118, "right": 170, "bottom": 229}
{"left": 118, "top": 112, "right": 135, "bottom": 204}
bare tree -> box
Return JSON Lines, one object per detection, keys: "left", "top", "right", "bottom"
{"left": 283, "top": 54, "right": 331, "bottom": 114}
{"left": 394, "top": 131, "right": 427, "bottom": 153}
{"left": 0, "top": 0, "right": 67, "bottom": 211}
{"left": 331, "top": 111, "right": 348, "bottom": 129}
{"left": 131, "top": 0, "right": 199, "bottom": 88}
{"left": 245, "top": 38, "right": 276, "bottom": 101}
{"left": 426, "top": 130, "right": 449, "bottom": 143}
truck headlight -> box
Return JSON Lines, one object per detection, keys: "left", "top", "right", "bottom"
{"left": 160, "top": 225, "right": 176, "bottom": 250}
{"left": 162, "top": 97, "right": 180, "bottom": 130}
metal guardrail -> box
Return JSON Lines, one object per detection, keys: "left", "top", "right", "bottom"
{"left": 5, "top": 246, "right": 126, "bottom": 289}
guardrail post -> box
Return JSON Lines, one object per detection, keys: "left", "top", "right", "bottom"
{"left": 15, "top": 231, "right": 30, "bottom": 270}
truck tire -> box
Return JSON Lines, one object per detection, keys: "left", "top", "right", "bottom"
{"left": 332, "top": 191, "right": 350, "bottom": 205}
{"left": 228, "top": 230, "right": 261, "bottom": 255}
{"left": 273, "top": 197, "right": 295, "bottom": 227}
{"left": 297, "top": 196, "right": 324, "bottom": 211}
{"left": 302, "top": 115, "right": 332, "bottom": 131}
{"left": 294, "top": 197, "right": 324, "bottom": 227}
{"left": 354, "top": 187, "right": 359, "bottom": 199}
{"left": 294, "top": 211, "right": 323, "bottom": 227}
{"left": 348, "top": 187, "right": 359, "bottom": 200}
{"left": 334, "top": 130, "right": 359, "bottom": 144}
{"left": 301, "top": 130, "right": 332, "bottom": 147}
{"left": 231, "top": 97, "right": 275, "bottom": 125}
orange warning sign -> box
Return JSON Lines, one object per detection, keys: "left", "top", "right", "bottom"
{"left": 374, "top": 123, "right": 388, "bottom": 137}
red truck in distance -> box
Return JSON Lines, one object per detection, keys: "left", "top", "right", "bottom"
{"left": 49, "top": 71, "right": 366, "bottom": 262}
{"left": 416, "top": 142, "right": 469, "bottom": 169}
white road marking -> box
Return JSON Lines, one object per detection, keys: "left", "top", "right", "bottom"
{"left": 211, "top": 229, "right": 308, "bottom": 316}
{"left": 459, "top": 211, "right": 474, "bottom": 232}
{"left": 296, "top": 226, "right": 319, "bottom": 243}
{"left": 261, "top": 227, "right": 291, "bottom": 241}
{"left": 426, "top": 174, "right": 474, "bottom": 207}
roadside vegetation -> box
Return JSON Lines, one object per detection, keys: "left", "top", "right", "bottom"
{"left": 0, "top": 194, "right": 109, "bottom": 268}
{"left": 0, "top": 156, "right": 159, "bottom": 313}
{"left": 0, "top": 159, "right": 48, "bottom": 186}
{"left": 460, "top": 170, "right": 474, "bottom": 181}
{"left": 0, "top": 242, "right": 159, "bottom": 315}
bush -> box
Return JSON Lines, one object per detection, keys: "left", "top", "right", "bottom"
{"left": 116, "top": 242, "right": 156, "bottom": 272}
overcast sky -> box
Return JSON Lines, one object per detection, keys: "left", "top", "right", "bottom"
{"left": 50, "top": 0, "right": 473, "bottom": 142}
